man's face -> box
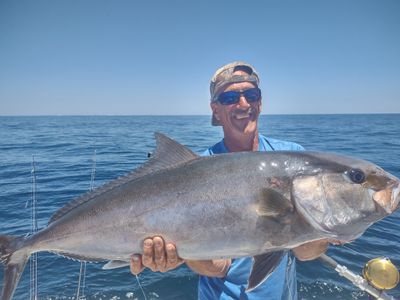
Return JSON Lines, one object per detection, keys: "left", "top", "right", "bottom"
{"left": 211, "top": 80, "right": 262, "bottom": 139}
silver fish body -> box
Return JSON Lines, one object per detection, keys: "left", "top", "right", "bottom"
{"left": 1, "top": 133, "right": 399, "bottom": 299}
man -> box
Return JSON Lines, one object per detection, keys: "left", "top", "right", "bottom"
{"left": 130, "top": 62, "right": 330, "bottom": 299}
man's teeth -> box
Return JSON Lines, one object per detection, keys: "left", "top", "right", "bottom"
{"left": 235, "top": 112, "right": 251, "bottom": 119}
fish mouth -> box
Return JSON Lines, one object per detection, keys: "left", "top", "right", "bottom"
{"left": 372, "top": 182, "right": 400, "bottom": 214}
{"left": 392, "top": 184, "right": 400, "bottom": 211}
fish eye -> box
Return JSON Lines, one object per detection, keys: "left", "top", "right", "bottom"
{"left": 347, "top": 169, "right": 366, "bottom": 184}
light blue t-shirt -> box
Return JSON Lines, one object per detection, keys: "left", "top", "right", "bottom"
{"left": 198, "top": 134, "right": 304, "bottom": 300}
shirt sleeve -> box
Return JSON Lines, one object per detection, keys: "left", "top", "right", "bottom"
{"left": 201, "top": 149, "right": 212, "bottom": 156}
{"left": 295, "top": 143, "right": 305, "bottom": 151}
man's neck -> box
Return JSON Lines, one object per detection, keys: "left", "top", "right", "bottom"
{"left": 223, "top": 131, "right": 259, "bottom": 152}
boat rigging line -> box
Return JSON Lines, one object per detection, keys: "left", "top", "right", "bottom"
{"left": 75, "top": 150, "right": 97, "bottom": 299}
{"left": 25, "top": 155, "right": 39, "bottom": 300}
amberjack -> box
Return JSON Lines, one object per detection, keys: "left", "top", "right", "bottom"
{"left": 1, "top": 133, "right": 399, "bottom": 299}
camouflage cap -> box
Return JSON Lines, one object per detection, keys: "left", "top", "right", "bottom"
{"left": 210, "top": 61, "right": 260, "bottom": 126}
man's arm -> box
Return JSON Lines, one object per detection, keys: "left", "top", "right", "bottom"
{"left": 130, "top": 237, "right": 335, "bottom": 277}
{"left": 292, "top": 239, "right": 330, "bottom": 261}
{"left": 185, "top": 259, "right": 231, "bottom": 278}
{"left": 130, "top": 236, "right": 230, "bottom": 277}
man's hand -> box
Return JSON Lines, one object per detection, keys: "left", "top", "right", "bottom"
{"left": 292, "top": 239, "right": 329, "bottom": 261}
{"left": 130, "top": 236, "right": 184, "bottom": 275}
{"left": 130, "top": 236, "right": 231, "bottom": 278}
{"left": 292, "top": 238, "right": 347, "bottom": 261}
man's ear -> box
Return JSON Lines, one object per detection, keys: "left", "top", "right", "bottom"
{"left": 210, "top": 102, "right": 221, "bottom": 121}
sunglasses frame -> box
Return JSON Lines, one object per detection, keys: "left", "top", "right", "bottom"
{"left": 216, "top": 87, "right": 262, "bottom": 105}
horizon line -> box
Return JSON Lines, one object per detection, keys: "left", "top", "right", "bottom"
{"left": 1, "top": 112, "right": 400, "bottom": 117}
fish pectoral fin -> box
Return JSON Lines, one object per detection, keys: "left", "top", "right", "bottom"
{"left": 102, "top": 260, "right": 130, "bottom": 270}
{"left": 246, "top": 251, "right": 285, "bottom": 292}
{"left": 257, "top": 188, "right": 294, "bottom": 218}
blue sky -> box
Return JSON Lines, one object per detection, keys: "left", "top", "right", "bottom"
{"left": 0, "top": 0, "right": 399, "bottom": 115}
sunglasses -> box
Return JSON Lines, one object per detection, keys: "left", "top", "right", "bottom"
{"left": 216, "top": 88, "right": 262, "bottom": 105}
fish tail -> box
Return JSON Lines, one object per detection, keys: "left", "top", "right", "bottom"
{"left": 0, "top": 234, "right": 29, "bottom": 300}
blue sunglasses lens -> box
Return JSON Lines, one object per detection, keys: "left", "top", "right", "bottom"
{"left": 243, "top": 88, "right": 262, "bottom": 102}
{"left": 217, "top": 88, "right": 261, "bottom": 105}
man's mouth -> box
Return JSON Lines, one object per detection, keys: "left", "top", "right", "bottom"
{"left": 232, "top": 108, "right": 254, "bottom": 120}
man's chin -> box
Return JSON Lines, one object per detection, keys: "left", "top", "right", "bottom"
{"left": 232, "top": 119, "right": 258, "bottom": 135}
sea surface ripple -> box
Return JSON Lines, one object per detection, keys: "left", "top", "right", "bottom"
{"left": 0, "top": 115, "right": 399, "bottom": 299}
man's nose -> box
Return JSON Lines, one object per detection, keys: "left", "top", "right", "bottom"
{"left": 238, "top": 96, "right": 250, "bottom": 108}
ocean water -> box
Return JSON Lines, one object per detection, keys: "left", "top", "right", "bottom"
{"left": 0, "top": 114, "right": 399, "bottom": 300}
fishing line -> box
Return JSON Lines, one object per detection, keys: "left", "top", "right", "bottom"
{"left": 76, "top": 149, "right": 97, "bottom": 299}
{"left": 135, "top": 275, "right": 148, "bottom": 300}
{"left": 89, "top": 149, "right": 96, "bottom": 191}
{"left": 81, "top": 262, "right": 87, "bottom": 299}
{"left": 75, "top": 261, "right": 87, "bottom": 300}
{"left": 27, "top": 155, "right": 39, "bottom": 300}
{"left": 76, "top": 262, "right": 84, "bottom": 300}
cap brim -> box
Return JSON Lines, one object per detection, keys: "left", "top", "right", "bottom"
{"left": 212, "top": 76, "right": 258, "bottom": 102}
{"left": 211, "top": 113, "right": 221, "bottom": 126}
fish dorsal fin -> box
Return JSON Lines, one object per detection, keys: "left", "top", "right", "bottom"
{"left": 148, "top": 132, "right": 199, "bottom": 169}
{"left": 246, "top": 251, "right": 285, "bottom": 292}
{"left": 49, "top": 133, "right": 198, "bottom": 224}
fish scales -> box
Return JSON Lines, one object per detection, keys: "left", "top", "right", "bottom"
{"left": 1, "top": 133, "right": 399, "bottom": 300}
{"left": 30, "top": 152, "right": 297, "bottom": 260}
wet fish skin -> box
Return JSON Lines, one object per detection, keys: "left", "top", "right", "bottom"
{"left": 1, "top": 133, "right": 399, "bottom": 299}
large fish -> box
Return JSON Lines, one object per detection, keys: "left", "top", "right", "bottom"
{"left": 1, "top": 133, "right": 399, "bottom": 299}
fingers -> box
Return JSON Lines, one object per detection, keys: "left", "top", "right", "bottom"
{"left": 130, "top": 254, "right": 144, "bottom": 275}
{"left": 142, "top": 238, "right": 157, "bottom": 271}
{"left": 165, "top": 243, "right": 184, "bottom": 270}
{"left": 153, "top": 236, "right": 167, "bottom": 272}
{"left": 328, "top": 239, "right": 349, "bottom": 245}
{"left": 131, "top": 236, "right": 183, "bottom": 275}
{"left": 166, "top": 243, "right": 178, "bottom": 265}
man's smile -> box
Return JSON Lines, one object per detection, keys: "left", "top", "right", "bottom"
{"left": 231, "top": 107, "right": 255, "bottom": 120}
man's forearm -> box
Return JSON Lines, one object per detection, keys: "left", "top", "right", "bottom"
{"left": 185, "top": 259, "right": 231, "bottom": 278}
{"left": 292, "top": 239, "right": 329, "bottom": 261}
